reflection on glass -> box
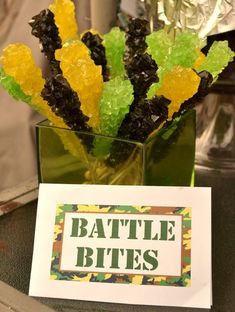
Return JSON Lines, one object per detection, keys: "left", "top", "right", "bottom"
{"left": 196, "top": 94, "right": 235, "bottom": 172}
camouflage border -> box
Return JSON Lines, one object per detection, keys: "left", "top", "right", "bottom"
{"left": 51, "top": 204, "right": 191, "bottom": 287}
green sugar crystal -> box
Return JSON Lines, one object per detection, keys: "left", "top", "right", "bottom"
{"left": 94, "top": 76, "right": 133, "bottom": 157}
{"left": 146, "top": 30, "right": 172, "bottom": 67}
{"left": 0, "top": 67, "right": 32, "bottom": 104}
{"left": 98, "top": 77, "right": 133, "bottom": 136}
{"left": 158, "top": 32, "right": 202, "bottom": 80}
{"left": 147, "top": 82, "right": 160, "bottom": 99}
{"left": 169, "top": 32, "right": 201, "bottom": 68}
{"left": 103, "top": 27, "right": 125, "bottom": 79}
{"left": 197, "top": 41, "right": 235, "bottom": 81}
{"left": 147, "top": 31, "right": 202, "bottom": 91}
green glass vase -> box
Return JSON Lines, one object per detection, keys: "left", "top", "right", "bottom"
{"left": 36, "top": 110, "right": 195, "bottom": 186}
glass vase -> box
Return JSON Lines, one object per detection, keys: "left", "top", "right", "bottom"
{"left": 36, "top": 110, "right": 195, "bottom": 186}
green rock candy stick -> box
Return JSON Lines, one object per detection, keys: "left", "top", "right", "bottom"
{"left": 94, "top": 76, "right": 133, "bottom": 157}
{"left": 146, "top": 29, "right": 172, "bottom": 67}
{"left": 197, "top": 41, "right": 235, "bottom": 81}
{"left": 103, "top": 27, "right": 125, "bottom": 79}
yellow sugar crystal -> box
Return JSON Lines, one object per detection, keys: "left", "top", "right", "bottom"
{"left": 55, "top": 41, "right": 103, "bottom": 128}
{"left": 49, "top": 0, "right": 78, "bottom": 44}
{"left": 32, "top": 95, "right": 89, "bottom": 163}
{"left": 56, "top": 40, "right": 89, "bottom": 63}
{"left": 1, "top": 44, "right": 88, "bottom": 163}
{"left": 32, "top": 95, "right": 67, "bottom": 127}
{"left": 167, "top": 100, "right": 182, "bottom": 120}
{"left": 0, "top": 43, "right": 52, "bottom": 117}
{"left": 156, "top": 66, "right": 200, "bottom": 113}
{"left": 1, "top": 43, "right": 44, "bottom": 98}
{"left": 193, "top": 50, "right": 206, "bottom": 70}
{"left": 0, "top": 43, "right": 70, "bottom": 123}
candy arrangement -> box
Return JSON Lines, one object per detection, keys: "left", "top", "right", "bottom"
{"left": 0, "top": 0, "right": 234, "bottom": 183}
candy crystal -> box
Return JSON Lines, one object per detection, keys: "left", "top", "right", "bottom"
{"left": 146, "top": 30, "right": 172, "bottom": 66}
{"left": 1, "top": 44, "right": 45, "bottom": 104}
{"left": 0, "top": 68, "right": 32, "bottom": 104}
{"left": 124, "top": 18, "right": 157, "bottom": 106}
{"left": 94, "top": 77, "right": 133, "bottom": 157}
{"left": 124, "top": 18, "right": 150, "bottom": 66}
{"left": 81, "top": 31, "right": 109, "bottom": 81}
{"left": 169, "top": 32, "right": 202, "bottom": 68}
{"left": 55, "top": 41, "right": 103, "bottom": 128}
{"left": 197, "top": 41, "right": 235, "bottom": 81}
{"left": 178, "top": 70, "right": 213, "bottom": 116}
{"left": 41, "top": 74, "right": 90, "bottom": 132}
{"left": 107, "top": 96, "right": 169, "bottom": 166}
{"left": 156, "top": 66, "right": 200, "bottom": 119}
{"left": 103, "top": 27, "right": 125, "bottom": 79}
{"left": 29, "top": 9, "right": 62, "bottom": 73}
{"left": 127, "top": 52, "right": 158, "bottom": 100}
{"left": 49, "top": 0, "right": 78, "bottom": 44}
{"left": 0, "top": 43, "right": 69, "bottom": 127}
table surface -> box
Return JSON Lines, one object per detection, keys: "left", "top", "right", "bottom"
{"left": 0, "top": 169, "right": 234, "bottom": 312}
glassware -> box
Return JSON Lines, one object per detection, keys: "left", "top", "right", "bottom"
{"left": 36, "top": 110, "right": 195, "bottom": 186}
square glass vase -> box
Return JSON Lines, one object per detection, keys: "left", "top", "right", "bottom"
{"left": 36, "top": 110, "right": 195, "bottom": 186}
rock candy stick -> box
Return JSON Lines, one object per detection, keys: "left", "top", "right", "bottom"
{"left": 29, "top": 9, "right": 62, "bottom": 74}
{"left": 146, "top": 29, "right": 172, "bottom": 67}
{"left": 103, "top": 27, "right": 125, "bottom": 79}
{"left": 177, "top": 71, "right": 213, "bottom": 117}
{"left": 160, "top": 70, "right": 213, "bottom": 132}
{"left": 163, "top": 32, "right": 202, "bottom": 73}
{"left": 41, "top": 74, "right": 93, "bottom": 149}
{"left": 81, "top": 31, "right": 109, "bottom": 82}
{"left": 55, "top": 41, "right": 103, "bottom": 129}
{"left": 156, "top": 66, "right": 201, "bottom": 120}
{"left": 29, "top": 8, "right": 93, "bottom": 144}
{"left": 124, "top": 18, "right": 150, "bottom": 66}
{"left": 0, "top": 43, "right": 50, "bottom": 116}
{"left": 49, "top": 0, "right": 78, "bottom": 44}
{"left": 93, "top": 77, "right": 133, "bottom": 157}
{"left": 197, "top": 41, "right": 235, "bottom": 81}
{"left": 124, "top": 18, "right": 158, "bottom": 102}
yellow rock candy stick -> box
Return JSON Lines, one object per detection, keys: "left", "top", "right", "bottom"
{"left": 49, "top": 0, "right": 78, "bottom": 44}
{"left": 1, "top": 44, "right": 44, "bottom": 94}
{"left": 55, "top": 41, "right": 103, "bottom": 128}
{"left": 156, "top": 66, "right": 200, "bottom": 120}
{"left": 0, "top": 44, "right": 65, "bottom": 124}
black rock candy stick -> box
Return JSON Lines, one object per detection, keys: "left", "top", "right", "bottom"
{"left": 29, "top": 9, "right": 62, "bottom": 74}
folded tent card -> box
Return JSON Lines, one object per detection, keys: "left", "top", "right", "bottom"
{"left": 30, "top": 183, "right": 212, "bottom": 309}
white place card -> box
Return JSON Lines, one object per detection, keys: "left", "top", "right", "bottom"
{"left": 29, "top": 184, "right": 211, "bottom": 309}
